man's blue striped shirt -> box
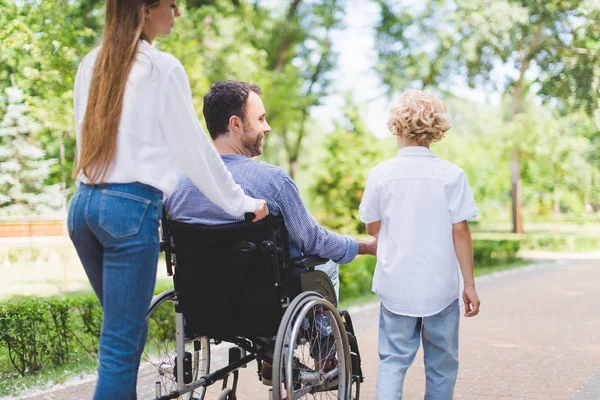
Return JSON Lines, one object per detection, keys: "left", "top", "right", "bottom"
{"left": 164, "top": 154, "right": 358, "bottom": 264}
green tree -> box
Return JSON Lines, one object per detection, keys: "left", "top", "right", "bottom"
{"left": 154, "top": 0, "right": 345, "bottom": 179}
{"left": 309, "top": 99, "right": 395, "bottom": 234}
{"left": 374, "top": 0, "right": 600, "bottom": 232}
{"left": 0, "top": 85, "right": 61, "bottom": 215}
{"left": 0, "top": 0, "right": 101, "bottom": 202}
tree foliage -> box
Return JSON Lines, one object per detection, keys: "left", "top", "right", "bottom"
{"left": 0, "top": 85, "right": 61, "bottom": 215}
{"left": 374, "top": 0, "right": 600, "bottom": 230}
{"left": 309, "top": 99, "right": 395, "bottom": 234}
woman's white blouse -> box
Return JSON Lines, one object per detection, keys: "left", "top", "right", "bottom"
{"left": 73, "top": 40, "right": 256, "bottom": 216}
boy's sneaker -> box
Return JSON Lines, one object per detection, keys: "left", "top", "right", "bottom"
{"left": 261, "top": 362, "right": 273, "bottom": 386}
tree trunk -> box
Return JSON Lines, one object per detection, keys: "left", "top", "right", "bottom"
{"left": 275, "top": 0, "right": 303, "bottom": 72}
{"left": 509, "top": 20, "right": 542, "bottom": 234}
{"left": 289, "top": 158, "right": 298, "bottom": 180}
{"left": 509, "top": 47, "right": 531, "bottom": 234}
{"left": 510, "top": 147, "right": 522, "bottom": 234}
{"left": 280, "top": 1, "right": 335, "bottom": 177}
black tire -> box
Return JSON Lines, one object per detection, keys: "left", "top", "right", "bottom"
{"left": 346, "top": 333, "right": 361, "bottom": 400}
{"left": 272, "top": 292, "right": 351, "bottom": 399}
{"left": 136, "top": 290, "right": 211, "bottom": 400}
{"left": 341, "top": 310, "right": 362, "bottom": 400}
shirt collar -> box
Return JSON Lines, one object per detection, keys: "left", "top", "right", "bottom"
{"left": 220, "top": 153, "right": 249, "bottom": 162}
{"left": 139, "top": 39, "right": 157, "bottom": 52}
{"left": 398, "top": 146, "right": 436, "bottom": 158}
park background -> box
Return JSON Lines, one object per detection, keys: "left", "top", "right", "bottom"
{"left": 0, "top": 0, "right": 599, "bottom": 397}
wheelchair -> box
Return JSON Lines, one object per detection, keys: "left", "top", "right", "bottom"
{"left": 135, "top": 210, "right": 364, "bottom": 400}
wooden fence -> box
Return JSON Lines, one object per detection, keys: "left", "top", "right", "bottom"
{"left": 0, "top": 219, "right": 65, "bottom": 238}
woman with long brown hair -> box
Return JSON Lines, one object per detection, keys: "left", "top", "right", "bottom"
{"left": 67, "top": 1, "right": 268, "bottom": 398}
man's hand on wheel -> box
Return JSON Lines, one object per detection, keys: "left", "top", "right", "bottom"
{"left": 252, "top": 199, "right": 269, "bottom": 222}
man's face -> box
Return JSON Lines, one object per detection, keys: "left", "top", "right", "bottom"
{"left": 240, "top": 92, "right": 271, "bottom": 157}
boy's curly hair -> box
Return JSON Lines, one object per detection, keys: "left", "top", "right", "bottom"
{"left": 388, "top": 90, "right": 451, "bottom": 146}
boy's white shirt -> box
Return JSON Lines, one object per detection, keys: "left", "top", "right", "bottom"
{"left": 359, "top": 146, "right": 478, "bottom": 317}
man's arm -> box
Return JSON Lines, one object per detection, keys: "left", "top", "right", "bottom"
{"left": 453, "top": 220, "right": 480, "bottom": 317}
{"left": 357, "top": 237, "right": 377, "bottom": 256}
{"left": 275, "top": 175, "right": 359, "bottom": 264}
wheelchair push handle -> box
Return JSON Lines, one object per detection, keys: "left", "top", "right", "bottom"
{"left": 244, "top": 212, "right": 255, "bottom": 223}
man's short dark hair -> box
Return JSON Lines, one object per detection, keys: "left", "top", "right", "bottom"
{"left": 203, "top": 80, "right": 262, "bottom": 140}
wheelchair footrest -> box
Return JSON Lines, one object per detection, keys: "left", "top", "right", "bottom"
{"left": 229, "top": 347, "right": 247, "bottom": 368}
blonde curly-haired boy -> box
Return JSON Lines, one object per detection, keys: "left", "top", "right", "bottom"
{"left": 359, "top": 90, "right": 481, "bottom": 400}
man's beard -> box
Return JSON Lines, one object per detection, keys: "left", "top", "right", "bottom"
{"left": 243, "top": 130, "right": 263, "bottom": 157}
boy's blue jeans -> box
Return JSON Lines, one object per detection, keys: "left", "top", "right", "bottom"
{"left": 68, "top": 183, "right": 163, "bottom": 400}
{"left": 376, "top": 299, "right": 460, "bottom": 400}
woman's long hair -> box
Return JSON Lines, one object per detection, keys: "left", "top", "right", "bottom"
{"left": 74, "top": 0, "right": 160, "bottom": 183}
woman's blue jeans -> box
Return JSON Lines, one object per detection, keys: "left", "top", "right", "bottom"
{"left": 68, "top": 182, "right": 163, "bottom": 400}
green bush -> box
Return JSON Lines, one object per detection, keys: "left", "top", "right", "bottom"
{"left": 0, "top": 282, "right": 176, "bottom": 379}
{"left": 339, "top": 256, "right": 377, "bottom": 301}
{"left": 520, "top": 235, "right": 600, "bottom": 252}
{"left": 0, "top": 247, "right": 41, "bottom": 265}
{"left": 473, "top": 239, "right": 521, "bottom": 267}
{"left": 68, "top": 296, "right": 102, "bottom": 358}
{"left": 0, "top": 298, "right": 73, "bottom": 376}
{"left": 339, "top": 239, "right": 522, "bottom": 300}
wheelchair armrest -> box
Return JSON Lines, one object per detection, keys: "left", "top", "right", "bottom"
{"left": 292, "top": 255, "right": 329, "bottom": 269}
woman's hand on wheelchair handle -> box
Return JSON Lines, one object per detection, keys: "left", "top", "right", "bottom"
{"left": 252, "top": 199, "right": 269, "bottom": 222}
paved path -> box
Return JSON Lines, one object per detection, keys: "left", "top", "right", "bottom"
{"left": 16, "top": 259, "right": 600, "bottom": 400}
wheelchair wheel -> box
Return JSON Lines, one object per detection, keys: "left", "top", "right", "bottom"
{"left": 272, "top": 292, "right": 351, "bottom": 399}
{"left": 341, "top": 311, "right": 362, "bottom": 400}
{"left": 136, "top": 290, "right": 211, "bottom": 400}
{"left": 346, "top": 333, "right": 360, "bottom": 400}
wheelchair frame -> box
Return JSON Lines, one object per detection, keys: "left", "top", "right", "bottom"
{"left": 141, "top": 210, "right": 364, "bottom": 400}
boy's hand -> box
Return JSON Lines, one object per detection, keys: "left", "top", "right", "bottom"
{"left": 463, "top": 285, "right": 480, "bottom": 317}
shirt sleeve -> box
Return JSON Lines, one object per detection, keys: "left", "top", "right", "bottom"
{"left": 160, "top": 64, "right": 256, "bottom": 216}
{"left": 359, "top": 167, "right": 382, "bottom": 224}
{"left": 447, "top": 170, "right": 479, "bottom": 224}
{"left": 275, "top": 175, "right": 358, "bottom": 265}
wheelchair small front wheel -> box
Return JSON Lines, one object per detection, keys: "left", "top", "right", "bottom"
{"left": 136, "top": 289, "right": 211, "bottom": 400}
{"left": 272, "top": 292, "right": 351, "bottom": 399}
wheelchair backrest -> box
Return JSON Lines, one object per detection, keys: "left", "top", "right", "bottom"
{"left": 168, "top": 215, "right": 299, "bottom": 338}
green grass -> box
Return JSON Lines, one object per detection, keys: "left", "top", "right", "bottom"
{"left": 470, "top": 221, "right": 600, "bottom": 253}
{"left": 474, "top": 258, "right": 533, "bottom": 277}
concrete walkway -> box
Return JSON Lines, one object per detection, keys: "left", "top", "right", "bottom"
{"left": 15, "top": 259, "right": 600, "bottom": 400}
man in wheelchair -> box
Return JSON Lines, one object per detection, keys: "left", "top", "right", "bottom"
{"left": 163, "top": 80, "right": 374, "bottom": 396}
{"left": 166, "top": 81, "right": 377, "bottom": 283}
